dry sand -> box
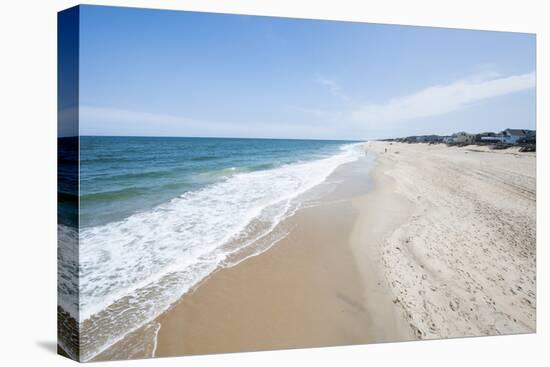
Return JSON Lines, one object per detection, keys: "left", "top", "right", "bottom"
{"left": 95, "top": 141, "right": 536, "bottom": 360}
{"left": 368, "top": 141, "right": 536, "bottom": 338}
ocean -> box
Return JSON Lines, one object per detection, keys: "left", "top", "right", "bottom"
{"left": 68, "top": 136, "right": 364, "bottom": 360}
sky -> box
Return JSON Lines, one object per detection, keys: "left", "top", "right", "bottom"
{"left": 76, "top": 5, "right": 536, "bottom": 140}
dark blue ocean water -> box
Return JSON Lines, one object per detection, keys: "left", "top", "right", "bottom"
{"left": 58, "top": 137, "right": 79, "bottom": 228}
{"left": 80, "top": 136, "right": 356, "bottom": 227}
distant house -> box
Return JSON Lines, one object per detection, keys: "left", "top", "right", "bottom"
{"left": 451, "top": 131, "right": 475, "bottom": 144}
{"left": 426, "top": 135, "right": 444, "bottom": 143}
{"left": 490, "top": 129, "right": 536, "bottom": 144}
{"left": 390, "top": 129, "right": 535, "bottom": 146}
{"left": 478, "top": 129, "right": 535, "bottom": 144}
{"left": 499, "top": 129, "right": 528, "bottom": 144}
{"left": 416, "top": 135, "right": 441, "bottom": 143}
{"left": 477, "top": 132, "right": 501, "bottom": 143}
{"left": 518, "top": 130, "right": 536, "bottom": 144}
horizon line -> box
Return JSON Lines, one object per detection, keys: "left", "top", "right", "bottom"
{"left": 70, "top": 134, "right": 366, "bottom": 142}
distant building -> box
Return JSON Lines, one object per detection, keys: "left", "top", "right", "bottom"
{"left": 518, "top": 130, "right": 536, "bottom": 144}
{"left": 416, "top": 135, "right": 442, "bottom": 143}
{"left": 498, "top": 129, "right": 528, "bottom": 144}
{"left": 477, "top": 132, "right": 501, "bottom": 143}
{"left": 483, "top": 129, "right": 536, "bottom": 144}
{"left": 427, "top": 135, "right": 444, "bottom": 143}
{"left": 451, "top": 131, "right": 475, "bottom": 144}
{"left": 390, "top": 129, "right": 535, "bottom": 146}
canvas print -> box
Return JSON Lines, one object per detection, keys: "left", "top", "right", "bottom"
{"left": 57, "top": 5, "right": 536, "bottom": 362}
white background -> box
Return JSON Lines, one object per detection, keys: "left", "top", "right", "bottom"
{"left": 0, "top": 0, "right": 547, "bottom": 365}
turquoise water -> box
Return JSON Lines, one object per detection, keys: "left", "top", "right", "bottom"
{"left": 80, "top": 136, "right": 357, "bottom": 227}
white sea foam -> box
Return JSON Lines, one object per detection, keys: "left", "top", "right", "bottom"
{"left": 58, "top": 224, "right": 79, "bottom": 318}
{"left": 76, "top": 142, "right": 364, "bottom": 361}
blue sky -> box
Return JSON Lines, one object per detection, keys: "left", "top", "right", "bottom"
{"left": 78, "top": 5, "right": 536, "bottom": 140}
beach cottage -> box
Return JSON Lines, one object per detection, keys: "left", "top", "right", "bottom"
{"left": 477, "top": 129, "right": 536, "bottom": 144}
{"left": 451, "top": 132, "right": 475, "bottom": 144}
{"left": 498, "top": 129, "right": 535, "bottom": 144}
{"left": 477, "top": 132, "right": 501, "bottom": 143}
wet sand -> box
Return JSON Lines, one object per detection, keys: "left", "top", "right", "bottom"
{"left": 152, "top": 156, "right": 413, "bottom": 357}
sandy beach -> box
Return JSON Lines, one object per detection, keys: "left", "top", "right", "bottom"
{"left": 95, "top": 141, "right": 535, "bottom": 360}
{"left": 369, "top": 142, "right": 536, "bottom": 338}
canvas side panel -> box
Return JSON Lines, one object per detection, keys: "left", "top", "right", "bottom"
{"left": 57, "top": 5, "right": 80, "bottom": 361}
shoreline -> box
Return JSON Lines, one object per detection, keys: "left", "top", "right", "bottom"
{"left": 95, "top": 149, "right": 414, "bottom": 360}
{"left": 153, "top": 152, "right": 413, "bottom": 357}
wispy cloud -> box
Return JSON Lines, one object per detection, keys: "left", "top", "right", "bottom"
{"left": 78, "top": 70, "right": 535, "bottom": 139}
{"left": 316, "top": 76, "right": 350, "bottom": 102}
{"left": 351, "top": 71, "right": 535, "bottom": 127}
